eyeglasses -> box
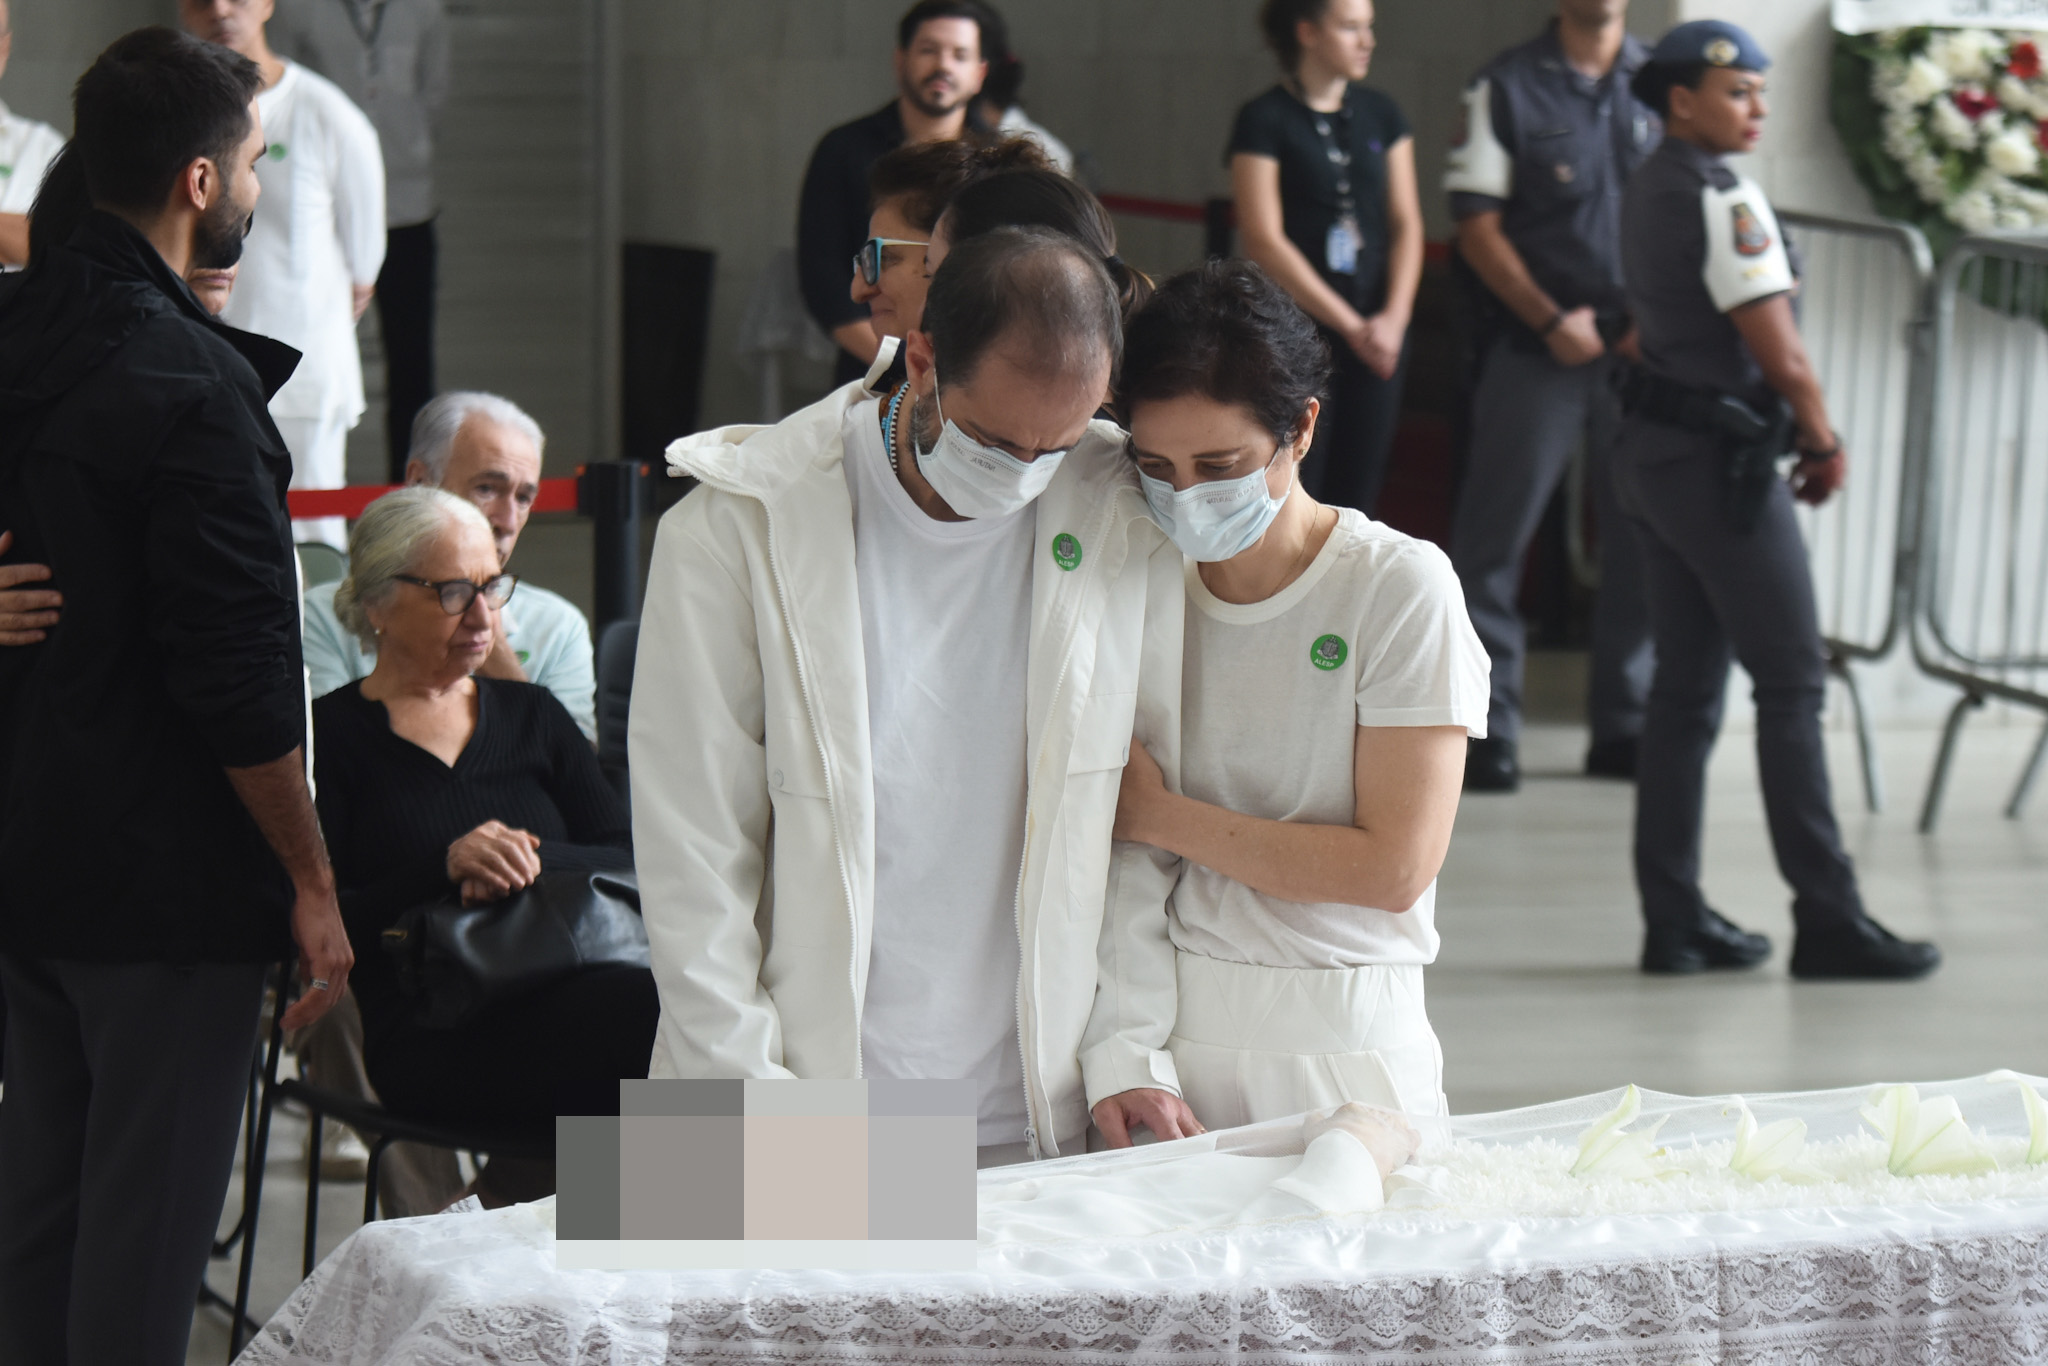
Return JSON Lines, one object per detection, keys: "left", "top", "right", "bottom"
{"left": 852, "top": 236, "right": 929, "bottom": 286}
{"left": 395, "top": 573, "right": 518, "bottom": 615}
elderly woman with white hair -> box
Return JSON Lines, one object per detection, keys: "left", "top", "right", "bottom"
{"left": 313, "top": 487, "right": 650, "bottom": 1207}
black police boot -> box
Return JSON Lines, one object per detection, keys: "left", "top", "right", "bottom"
{"left": 1789, "top": 916, "right": 1940, "bottom": 980}
{"left": 1641, "top": 910, "right": 1772, "bottom": 974}
{"left": 1464, "top": 736, "right": 1519, "bottom": 793}
{"left": 1585, "top": 736, "right": 1638, "bottom": 780}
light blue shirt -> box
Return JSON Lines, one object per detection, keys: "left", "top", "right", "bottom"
{"left": 301, "top": 578, "right": 597, "bottom": 739}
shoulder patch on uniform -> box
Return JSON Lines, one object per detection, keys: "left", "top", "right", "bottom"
{"left": 1731, "top": 201, "right": 1771, "bottom": 257}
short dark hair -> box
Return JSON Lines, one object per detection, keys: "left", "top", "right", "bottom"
{"left": 869, "top": 136, "right": 1052, "bottom": 233}
{"left": 1116, "top": 259, "right": 1331, "bottom": 446}
{"left": 897, "top": 0, "right": 997, "bottom": 54}
{"left": 1630, "top": 61, "right": 1711, "bottom": 118}
{"left": 923, "top": 225, "right": 1121, "bottom": 391}
{"left": 1258, "top": 0, "right": 1332, "bottom": 73}
{"left": 73, "top": 27, "right": 262, "bottom": 214}
{"left": 941, "top": 169, "right": 1153, "bottom": 318}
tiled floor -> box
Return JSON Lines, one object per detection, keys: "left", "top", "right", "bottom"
{"left": 186, "top": 654, "right": 2048, "bottom": 1362}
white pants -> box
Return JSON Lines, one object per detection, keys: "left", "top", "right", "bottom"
{"left": 1167, "top": 951, "right": 1447, "bottom": 1130}
{"left": 274, "top": 411, "right": 353, "bottom": 551}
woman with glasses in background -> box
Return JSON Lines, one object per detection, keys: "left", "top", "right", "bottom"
{"left": 849, "top": 135, "right": 1054, "bottom": 394}
{"left": 313, "top": 486, "right": 649, "bottom": 1208}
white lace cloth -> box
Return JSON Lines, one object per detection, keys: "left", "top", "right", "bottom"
{"left": 239, "top": 1075, "right": 2048, "bottom": 1363}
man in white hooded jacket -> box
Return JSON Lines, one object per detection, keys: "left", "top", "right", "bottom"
{"left": 632, "top": 228, "right": 1193, "bottom": 1163}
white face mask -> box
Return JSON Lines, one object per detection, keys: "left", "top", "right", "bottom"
{"left": 1138, "top": 446, "right": 1293, "bottom": 562}
{"left": 913, "top": 379, "right": 1069, "bottom": 520}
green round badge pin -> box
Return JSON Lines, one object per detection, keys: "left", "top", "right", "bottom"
{"left": 268, "top": 142, "right": 289, "bottom": 161}
{"left": 1051, "top": 532, "right": 1082, "bottom": 571}
{"left": 1310, "top": 633, "right": 1347, "bottom": 671}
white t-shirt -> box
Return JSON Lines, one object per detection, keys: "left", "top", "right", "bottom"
{"left": 299, "top": 577, "right": 597, "bottom": 739}
{"left": 842, "top": 398, "right": 1034, "bottom": 1147}
{"left": 0, "top": 101, "right": 64, "bottom": 218}
{"left": 1170, "top": 508, "right": 1490, "bottom": 971}
{"left": 221, "top": 62, "right": 386, "bottom": 422}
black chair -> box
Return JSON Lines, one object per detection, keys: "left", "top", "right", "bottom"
{"left": 596, "top": 617, "right": 639, "bottom": 799}
{"left": 220, "top": 970, "right": 554, "bottom": 1360}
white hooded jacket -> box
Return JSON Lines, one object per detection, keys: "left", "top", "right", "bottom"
{"left": 630, "top": 379, "right": 1188, "bottom": 1156}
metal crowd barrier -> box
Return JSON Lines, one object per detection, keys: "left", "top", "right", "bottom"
{"left": 1779, "top": 211, "right": 1936, "bottom": 813}
{"left": 1913, "top": 234, "right": 2048, "bottom": 830}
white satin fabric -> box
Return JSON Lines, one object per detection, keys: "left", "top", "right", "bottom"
{"left": 241, "top": 1075, "right": 2048, "bottom": 1365}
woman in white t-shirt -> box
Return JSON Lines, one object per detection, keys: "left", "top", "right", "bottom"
{"left": 1109, "top": 259, "right": 1489, "bottom": 1129}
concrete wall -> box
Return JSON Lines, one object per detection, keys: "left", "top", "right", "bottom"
{"left": 5, "top": 0, "right": 160, "bottom": 128}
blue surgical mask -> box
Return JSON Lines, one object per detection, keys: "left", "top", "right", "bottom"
{"left": 914, "top": 380, "right": 1068, "bottom": 520}
{"left": 1138, "top": 447, "right": 1292, "bottom": 562}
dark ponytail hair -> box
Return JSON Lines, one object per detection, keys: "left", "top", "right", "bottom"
{"left": 1259, "top": 0, "right": 1332, "bottom": 74}
{"left": 940, "top": 168, "right": 1153, "bottom": 319}
{"left": 1116, "top": 258, "right": 1331, "bottom": 446}
{"left": 26, "top": 143, "right": 90, "bottom": 272}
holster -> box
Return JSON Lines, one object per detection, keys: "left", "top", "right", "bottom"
{"left": 1612, "top": 366, "right": 1794, "bottom": 534}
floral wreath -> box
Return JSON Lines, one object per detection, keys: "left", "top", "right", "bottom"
{"left": 1832, "top": 27, "right": 2048, "bottom": 252}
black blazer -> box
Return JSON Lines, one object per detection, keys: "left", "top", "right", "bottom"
{"left": 0, "top": 212, "right": 307, "bottom": 963}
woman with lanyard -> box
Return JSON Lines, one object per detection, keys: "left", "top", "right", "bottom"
{"left": 1228, "top": 0, "right": 1422, "bottom": 516}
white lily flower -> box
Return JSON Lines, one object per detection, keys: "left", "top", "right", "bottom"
{"left": 1902, "top": 53, "right": 1954, "bottom": 103}
{"left": 1571, "top": 1084, "right": 1669, "bottom": 1180}
{"left": 1859, "top": 1084, "right": 1999, "bottom": 1177}
{"left": 2018, "top": 1081, "right": 2048, "bottom": 1164}
{"left": 1986, "top": 126, "right": 2041, "bottom": 176}
{"left": 1726, "top": 1098, "right": 1808, "bottom": 1180}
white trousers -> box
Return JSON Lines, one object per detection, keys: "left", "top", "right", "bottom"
{"left": 274, "top": 411, "right": 353, "bottom": 551}
{"left": 1167, "top": 951, "right": 1447, "bottom": 1130}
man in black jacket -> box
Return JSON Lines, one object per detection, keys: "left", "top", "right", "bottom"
{"left": 0, "top": 28, "right": 353, "bottom": 1365}
{"left": 796, "top": 0, "right": 991, "bottom": 386}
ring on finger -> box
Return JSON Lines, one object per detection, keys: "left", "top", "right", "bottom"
{"left": 311, "top": 978, "right": 332, "bottom": 991}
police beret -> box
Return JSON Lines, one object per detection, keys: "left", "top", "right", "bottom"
{"left": 1646, "top": 19, "right": 1770, "bottom": 72}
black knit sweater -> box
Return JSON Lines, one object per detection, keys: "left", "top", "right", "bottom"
{"left": 311, "top": 677, "right": 631, "bottom": 1045}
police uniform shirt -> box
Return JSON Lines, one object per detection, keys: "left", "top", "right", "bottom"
{"left": 1443, "top": 25, "right": 1659, "bottom": 323}
{"left": 1620, "top": 136, "right": 1794, "bottom": 405}
{"left": 1227, "top": 83, "right": 1411, "bottom": 313}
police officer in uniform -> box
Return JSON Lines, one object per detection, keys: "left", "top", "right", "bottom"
{"left": 1617, "top": 21, "right": 1938, "bottom": 978}
{"left": 1444, "top": 0, "right": 1658, "bottom": 792}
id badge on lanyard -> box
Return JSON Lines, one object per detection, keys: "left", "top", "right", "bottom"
{"left": 1312, "top": 102, "right": 1361, "bottom": 276}
{"left": 1326, "top": 215, "right": 1363, "bottom": 275}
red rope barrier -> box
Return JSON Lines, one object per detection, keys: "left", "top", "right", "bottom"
{"left": 287, "top": 476, "right": 582, "bottom": 520}
{"left": 1098, "top": 192, "right": 1219, "bottom": 226}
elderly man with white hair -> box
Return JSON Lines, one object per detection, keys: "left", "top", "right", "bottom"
{"left": 301, "top": 390, "right": 597, "bottom": 739}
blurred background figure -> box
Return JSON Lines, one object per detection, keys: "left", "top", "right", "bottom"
{"left": 182, "top": 0, "right": 386, "bottom": 551}
{"left": 1229, "top": 0, "right": 1421, "bottom": 517}
{"left": 854, "top": 135, "right": 1055, "bottom": 393}
{"left": 271, "top": 0, "right": 450, "bottom": 483}
{"left": 1443, "top": 0, "right": 1658, "bottom": 793}
{"left": 0, "top": 0, "right": 63, "bottom": 269}
{"left": 798, "top": 0, "right": 991, "bottom": 387}
{"left": 968, "top": 7, "right": 1074, "bottom": 175}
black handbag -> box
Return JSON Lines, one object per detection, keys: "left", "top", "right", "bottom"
{"left": 381, "top": 868, "right": 648, "bottom": 1030}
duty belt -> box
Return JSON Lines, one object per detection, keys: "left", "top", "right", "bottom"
{"left": 1612, "top": 367, "right": 1794, "bottom": 535}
